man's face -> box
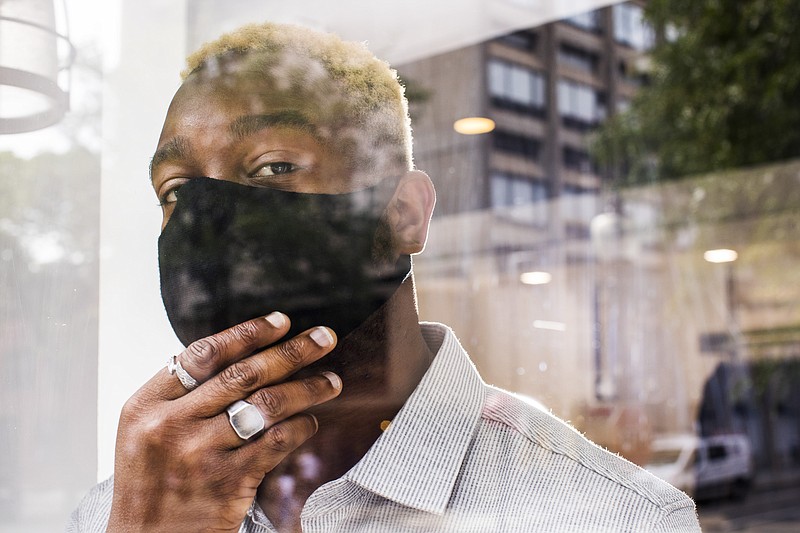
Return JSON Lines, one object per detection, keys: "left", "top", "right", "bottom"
{"left": 152, "top": 57, "right": 415, "bottom": 351}
{"left": 151, "top": 63, "right": 368, "bottom": 229}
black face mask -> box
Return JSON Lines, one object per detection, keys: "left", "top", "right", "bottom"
{"left": 158, "top": 177, "right": 411, "bottom": 347}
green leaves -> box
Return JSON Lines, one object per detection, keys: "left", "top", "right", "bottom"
{"left": 592, "top": 0, "right": 800, "bottom": 185}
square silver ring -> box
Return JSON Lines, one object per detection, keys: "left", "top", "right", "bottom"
{"left": 226, "top": 400, "right": 266, "bottom": 440}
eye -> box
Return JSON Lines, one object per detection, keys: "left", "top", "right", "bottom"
{"left": 253, "top": 162, "right": 297, "bottom": 177}
{"left": 159, "top": 185, "right": 182, "bottom": 206}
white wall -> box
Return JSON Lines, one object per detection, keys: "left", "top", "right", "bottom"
{"left": 98, "top": 0, "right": 187, "bottom": 481}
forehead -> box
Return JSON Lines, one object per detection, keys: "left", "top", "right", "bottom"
{"left": 150, "top": 62, "right": 374, "bottom": 194}
{"left": 153, "top": 53, "right": 405, "bottom": 188}
{"left": 174, "top": 50, "right": 349, "bottom": 112}
{"left": 163, "top": 70, "right": 310, "bottom": 130}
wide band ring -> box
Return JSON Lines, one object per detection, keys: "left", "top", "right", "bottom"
{"left": 226, "top": 400, "right": 266, "bottom": 441}
{"left": 166, "top": 355, "right": 199, "bottom": 391}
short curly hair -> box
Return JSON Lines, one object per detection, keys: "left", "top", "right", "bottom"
{"left": 182, "top": 22, "right": 413, "bottom": 175}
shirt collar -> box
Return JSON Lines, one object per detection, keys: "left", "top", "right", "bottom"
{"left": 343, "top": 322, "right": 486, "bottom": 515}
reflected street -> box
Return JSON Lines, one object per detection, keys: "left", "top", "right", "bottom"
{"left": 698, "top": 484, "right": 800, "bottom": 532}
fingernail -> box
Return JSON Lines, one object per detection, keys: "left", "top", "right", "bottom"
{"left": 309, "top": 414, "right": 319, "bottom": 433}
{"left": 265, "top": 312, "right": 286, "bottom": 328}
{"left": 322, "top": 371, "right": 342, "bottom": 390}
{"left": 309, "top": 327, "right": 334, "bottom": 348}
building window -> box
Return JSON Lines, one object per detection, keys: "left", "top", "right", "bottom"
{"left": 562, "top": 184, "right": 599, "bottom": 227}
{"left": 493, "top": 130, "right": 541, "bottom": 161}
{"left": 563, "top": 146, "right": 597, "bottom": 174}
{"left": 497, "top": 30, "right": 537, "bottom": 52}
{"left": 490, "top": 172, "right": 549, "bottom": 225}
{"left": 558, "top": 44, "right": 598, "bottom": 74}
{"left": 488, "top": 59, "right": 547, "bottom": 115}
{"left": 564, "top": 9, "right": 602, "bottom": 33}
{"left": 557, "top": 79, "right": 606, "bottom": 128}
{"left": 613, "top": 3, "right": 654, "bottom": 50}
{"left": 617, "top": 59, "right": 647, "bottom": 87}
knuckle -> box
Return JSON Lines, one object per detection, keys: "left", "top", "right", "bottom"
{"left": 182, "top": 442, "right": 216, "bottom": 471}
{"left": 232, "top": 320, "right": 262, "bottom": 349}
{"left": 263, "top": 424, "right": 294, "bottom": 453}
{"left": 301, "top": 377, "right": 323, "bottom": 398}
{"left": 275, "top": 337, "right": 307, "bottom": 367}
{"left": 253, "top": 389, "right": 286, "bottom": 420}
{"left": 185, "top": 336, "right": 226, "bottom": 371}
{"left": 138, "top": 412, "right": 171, "bottom": 446}
{"left": 120, "top": 394, "right": 145, "bottom": 422}
{"left": 219, "top": 361, "right": 261, "bottom": 391}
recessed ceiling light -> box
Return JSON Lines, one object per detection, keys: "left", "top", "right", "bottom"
{"left": 533, "top": 320, "right": 566, "bottom": 331}
{"left": 703, "top": 249, "right": 738, "bottom": 263}
{"left": 453, "top": 117, "right": 495, "bottom": 135}
{"left": 520, "top": 271, "right": 552, "bottom": 285}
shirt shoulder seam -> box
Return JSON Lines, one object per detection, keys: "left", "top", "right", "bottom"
{"left": 478, "top": 388, "right": 693, "bottom": 514}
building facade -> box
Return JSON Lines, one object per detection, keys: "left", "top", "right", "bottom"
{"left": 399, "top": 1, "right": 652, "bottom": 221}
{"left": 401, "top": 2, "right": 800, "bottom": 472}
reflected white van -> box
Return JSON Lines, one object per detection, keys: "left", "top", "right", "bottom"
{"left": 646, "top": 434, "right": 754, "bottom": 500}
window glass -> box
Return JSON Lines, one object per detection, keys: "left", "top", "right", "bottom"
{"left": 490, "top": 173, "right": 548, "bottom": 226}
{"left": 563, "top": 146, "right": 595, "bottom": 173}
{"left": 498, "top": 30, "right": 537, "bottom": 51}
{"left": 562, "top": 185, "right": 598, "bottom": 225}
{"left": 487, "top": 59, "right": 546, "bottom": 112}
{"left": 558, "top": 44, "right": 597, "bottom": 74}
{"left": 613, "top": 3, "right": 654, "bottom": 50}
{"left": 565, "top": 9, "right": 602, "bottom": 32}
{"left": 487, "top": 59, "right": 505, "bottom": 96}
{"left": 708, "top": 445, "right": 728, "bottom": 461}
{"left": 493, "top": 130, "right": 541, "bottom": 160}
{"left": 558, "top": 79, "right": 605, "bottom": 125}
{"left": 3, "top": 1, "right": 799, "bottom": 531}
{"left": 509, "top": 66, "right": 533, "bottom": 105}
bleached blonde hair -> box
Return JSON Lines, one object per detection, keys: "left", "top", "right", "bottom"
{"left": 183, "top": 22, "right": 413, "bottom": 174}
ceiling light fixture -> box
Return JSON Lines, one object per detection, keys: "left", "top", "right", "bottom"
{"left": 0, "top": 0, "right": 75, "bottom": 134}
{"left": 520, "top": 271, "right": 552, "bottom": 285}
{"left": 533, "top": 320, "right": 566, "bottom": 331}
{"left": 703, "top": 249, "right": 738, "bottom": 264}
{"left": 453, "top": 117, "right": 495, "bottom": 135}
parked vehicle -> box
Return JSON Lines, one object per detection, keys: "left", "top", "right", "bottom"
{"left": 645, "top": 433, "right": 754, "bottom": 500}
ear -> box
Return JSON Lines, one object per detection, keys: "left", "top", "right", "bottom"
{"left": 386, "top": 170, "right": 436, "bottom": 255}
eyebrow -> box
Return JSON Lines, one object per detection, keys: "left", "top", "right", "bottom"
{"left": 149, "top": 111, "right": 317, "bottom": 182}
{"left": 149, "top": 136, "right": 192, "bottom": 182}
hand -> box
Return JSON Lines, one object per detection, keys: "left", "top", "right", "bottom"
{"left": 106, "top": 313, "right": 342, "bottom": 532}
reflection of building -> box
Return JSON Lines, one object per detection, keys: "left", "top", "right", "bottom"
{"left": 413, "top": 147, "right": 800, "bottom": 470}
{"left": 398, "top": 1, "right": 652, "bottom": 220}
{"left": 402, "top": 3, "right": 800, "bottom": 472}
{"left": 399, "top": 2, "right": 659, "bottom": 459}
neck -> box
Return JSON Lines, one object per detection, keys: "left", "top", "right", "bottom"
{"left": 256, "top": 278, "right": 435, "bottom": 531}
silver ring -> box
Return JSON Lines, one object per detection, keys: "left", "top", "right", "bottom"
{"left": 166, "top": 355, "right": 199, "bottom": 391}
{"left": 226, "top": 400, "right": 266, "bottom": 441}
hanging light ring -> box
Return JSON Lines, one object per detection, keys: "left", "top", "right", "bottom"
{"left": 0, "top": 9, "right": 76, "bottom": 134}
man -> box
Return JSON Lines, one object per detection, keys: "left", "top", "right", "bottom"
{"left": 69, "top": 22, "right": 700, "bottom": 532}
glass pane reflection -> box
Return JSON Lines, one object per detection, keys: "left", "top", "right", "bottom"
{"left": 1, "top": 0, "right": 799, "bottom": 531}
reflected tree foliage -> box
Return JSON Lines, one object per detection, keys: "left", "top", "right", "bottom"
{"left": 593, "top": 0, "right": 800, "bottom": 185}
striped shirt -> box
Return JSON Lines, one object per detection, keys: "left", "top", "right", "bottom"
{"left": 68, "top": 322, "right": 700, "bottom": 532}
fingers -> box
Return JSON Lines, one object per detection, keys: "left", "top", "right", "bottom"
{"left": 185, "top": 326, "right": 338, "bottom": 416}
{"left": 156, "top": 312, "right": 291, "bottom": 400}
{"left": 211, "top": 372, "right": 342, "bottom": 449}
{"left": 110, "top": 312, "right": 340, "bottom": 532}
{"left": 233, "top": 413, "right": 320, "bottom": 475}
